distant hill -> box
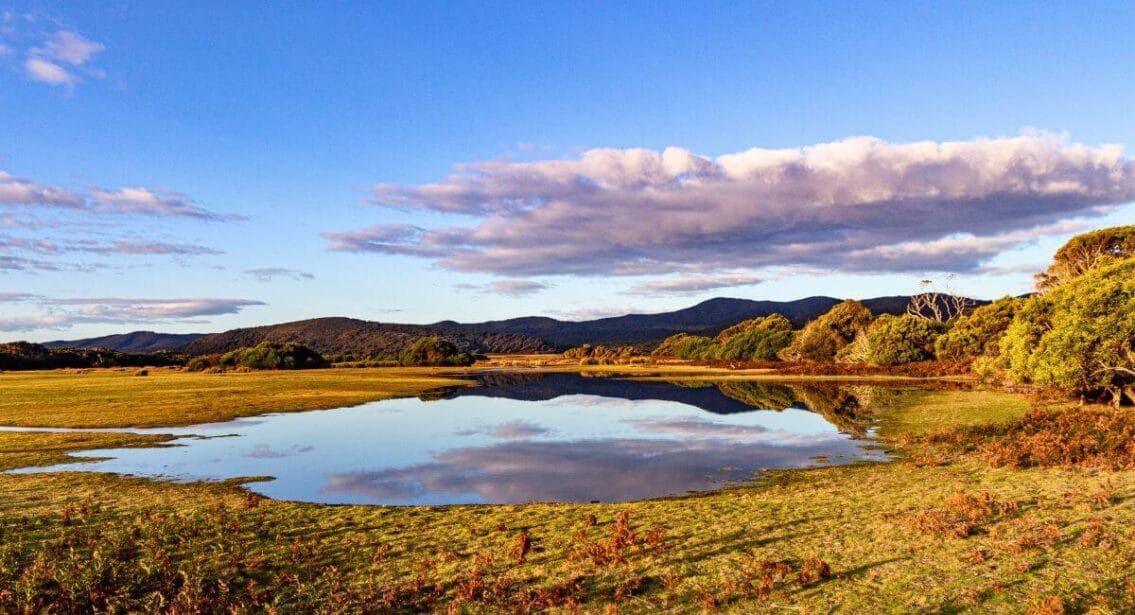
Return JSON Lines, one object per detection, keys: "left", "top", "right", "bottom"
{"left": 445, "top": 295, "right": 967, "bottom": 348}
{"left": 42, "top": 294, "right": 986, "bottom": 357}
{"left": 180, "top": 317, "right": 554, "bottom": 357}
{"left": 43, "top": 331, "right": 204, "bottom": 352}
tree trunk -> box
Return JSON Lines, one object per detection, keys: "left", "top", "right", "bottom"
{"left": 1125, "top": 387, "right": 1135, "bottom": 406}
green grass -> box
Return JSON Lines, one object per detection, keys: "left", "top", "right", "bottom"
{"left": 876, "top": 388, "right": 1034, "bottom": 437}
{"left": 1, "top": 368, "right": 1133, "bottom": 612}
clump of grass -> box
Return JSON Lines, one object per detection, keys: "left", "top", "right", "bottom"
{"left": 920, "top": 406, "right": 1135, "bottom": 470}
{"left": 901, "top": 491, "right": 1018, "bottom": 538}
{"left": 707, "top": 555, "right": 834, "bottom": 607}
{"left": 1027, "top": 595, "right": 1067, "bottom": 615}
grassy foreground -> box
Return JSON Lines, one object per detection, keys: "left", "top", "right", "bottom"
{"left": 2, "top": 369, "right": 1135, "bottom": 612}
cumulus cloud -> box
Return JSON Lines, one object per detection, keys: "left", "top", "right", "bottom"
{"left": 623, "top": 274, "right": 765, "bottom": 296}
{"left": 325, "top": 133, "right": 1135, "bottom": 277}
{"left": 244, "top": 267, "right": 316, "bottom": 282}
{"left": 23, "top": 30, "right": 104, "bottom": 88}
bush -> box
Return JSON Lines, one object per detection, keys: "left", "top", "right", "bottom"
{"left": 780, "top": 300, "right": 874, "bottom": 362}
{"left": 717, "top": 314, "right": 794, "bottom": 361}
{"left": 1000, "top": 257, "right": 1135, "bottom": 405}
{"left": 651, "top": 334, "right": 721, "bottom": 360}
{"left": 861, "top": 314, "right": 949, "bottom": 366}
{"left": 400, "top": 337, "right": 475, "bottom": 367}
{"left": 934, "top": 296, "right": 1022, "bottom": 360}
{"left": 186, "top": 343, "right": 325, "bottom": 371}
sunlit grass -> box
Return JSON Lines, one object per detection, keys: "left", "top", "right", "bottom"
{"left": 1, "top": 368, "right": 1134, "bottom": 611}
{"left": 0, "top": 367, "right": 469, "bottom": 428}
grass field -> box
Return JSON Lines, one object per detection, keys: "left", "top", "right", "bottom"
{"left": 2, "top": 367, "right": 1134, "bottom": 612}
{"left": 0, "top": 367, "right": 469, "bottom": 428}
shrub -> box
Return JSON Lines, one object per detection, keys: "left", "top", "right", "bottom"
{"left": 780, "top": 300, "right": 874, "bottom": 362}
{"left": 717, "top": 314, "right": 794, "bottom": 361}
{"left": 219, "top": 342, "right": 326, "bottom": 370}
{"left": 935, "top": 296, "right": 1022, "bottom": 360}
{"left": 1000, "top": 257, "right": 1135, "bottom": 405}
{"left": 861, "top": 314, "right": 949, "bottom": 366}
{"left": 400, "top": 336, "right": 475, "bottom": 367}
{"left": 651, "top": 334, "right": 721, "bottom": 360}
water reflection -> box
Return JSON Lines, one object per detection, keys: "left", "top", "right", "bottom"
{"left": 10, "top": 373, "right": 895, "bottom": 505}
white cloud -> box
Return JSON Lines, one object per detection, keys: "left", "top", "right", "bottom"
{"left": 325, "top": 132, "right": 1135, "bottom": 278}
{"left": 23, "top": 29, "right": 104, "bottom": 88}
{"left": 39, "top": 30, "right": 103, "bottom": 65}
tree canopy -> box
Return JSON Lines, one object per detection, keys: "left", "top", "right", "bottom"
{"left": 1035, "top": 225, "right": 1135, "bottom": 291}
{"left": 718, "top": 314, "right": 794, "bottom": 361}
{"left": 859, "top": 314, "right": 948, "bottom": 366}
{"left": 780, "top": 300, "right": 874, "bottom": 362}
{"left": 934, "top": 296, "right": 1023, "bottom": 360}
{"left": 1000, "top": 257, "right": 1135, "bottom": 405}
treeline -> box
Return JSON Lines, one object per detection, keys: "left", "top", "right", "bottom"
{"left": 0, "top": 342, "right": 183, "bottom": 371}
{"left": 185, "top": 337, "right": 477, "bottom": 372}
{"left": 0, "top": 335, "right": 479, "bottom": 374}
{"left": 647, "top": 225, "right": 1135, "bottom": 406}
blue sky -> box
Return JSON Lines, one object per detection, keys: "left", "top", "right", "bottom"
{"left": 2, "top": 1, "right": 1134, "bottom": 341}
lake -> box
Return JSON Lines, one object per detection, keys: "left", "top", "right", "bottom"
{"left": 9, "top": 373, "right": 890, "bottom": 505}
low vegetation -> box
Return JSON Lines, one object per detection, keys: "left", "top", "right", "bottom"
{"left": 185, "top": 341, "right": 327, "bottom": 372}
{"left": 399, "top": 336, "right": 476, "bottom": 367}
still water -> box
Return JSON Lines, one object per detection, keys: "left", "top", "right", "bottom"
{"left": 11, "top": 374, "right": 889, "bottom": 505}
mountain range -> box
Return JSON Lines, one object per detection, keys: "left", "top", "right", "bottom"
{"left": 42, "top": 295, "right": 974, "bottom": 356}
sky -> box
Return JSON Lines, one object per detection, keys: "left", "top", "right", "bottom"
{"left": 1, "top": 1, "right": 1134, "bottom": 342}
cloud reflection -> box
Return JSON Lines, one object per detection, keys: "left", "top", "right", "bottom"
{"left": 322, "top": 434, "right": 879, "bottom": 504}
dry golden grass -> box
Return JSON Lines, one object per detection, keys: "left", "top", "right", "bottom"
{"left": 0, "top": 367, "right": 468, "bottom": 428}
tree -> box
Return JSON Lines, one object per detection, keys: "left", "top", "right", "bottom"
{"left": 861, "top": 314, "right": 949, "bottom": 366}
{"left": 400, "top": 336, "right": 475, "bottom": 367}
{"left": 718, "top": 314, "right": 794, "bottom": 361}
{"left": 780, "top": 300, "right": 874, "bottom": 362}
{"left": 1034, "top": 225, "right": 1135, "bottom": 291}
{"left": 1000, "top": 257, "right": 1135, "bottom": 405}
{"left": 190, "top": 342, "right": 326, "bottom": 371}
{"left": 934, "top": 296, "right": 1023, "bottom": 360}
{"left": 906, "top": 277, "right": 971, "bottom": 322}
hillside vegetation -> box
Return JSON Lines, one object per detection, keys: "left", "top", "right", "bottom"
{"left": 181, "top": 317, "right": 552, "bottom": 357}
